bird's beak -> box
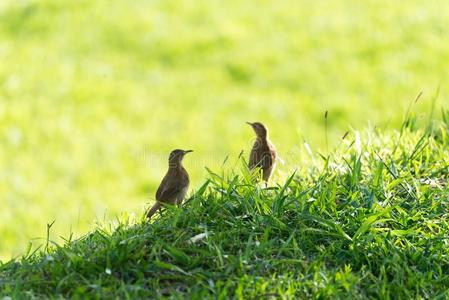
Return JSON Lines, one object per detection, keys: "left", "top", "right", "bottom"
{"left": 246, "top": 122, "right": 254, "bottom": 126}
{"left": 184, "top": 150, "right": 193, "bottom": 154}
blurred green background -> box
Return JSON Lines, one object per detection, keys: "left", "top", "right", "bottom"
{"left": 0, "top": 0, "right": 448, "bottom": 259}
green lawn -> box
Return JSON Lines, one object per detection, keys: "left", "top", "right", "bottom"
{"left": 1, "top": 120, "right": 448, "bottom": 298}
{"left": 1, "top": 0, "right": 449, "bottom": 261}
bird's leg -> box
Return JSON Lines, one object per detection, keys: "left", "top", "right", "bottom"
{"left": 177, "top": 199, "right": 184, "bottom": 207}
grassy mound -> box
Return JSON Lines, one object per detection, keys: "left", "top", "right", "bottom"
{"left": 1, "top": 118, "right": 449, "bottom": 298}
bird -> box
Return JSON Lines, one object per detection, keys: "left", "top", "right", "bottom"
{"left": 247, "top": 122, "right": 277, "bottom": 182}
{"left": 146, "top": 149, "right": 193, "bottom": 220}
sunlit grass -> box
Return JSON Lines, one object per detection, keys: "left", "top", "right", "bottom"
{"left": 1, "top": 0, "right": 449, "bottom": 259}
{"left": 1, "top": 115, "right": 448, "bottom": 298}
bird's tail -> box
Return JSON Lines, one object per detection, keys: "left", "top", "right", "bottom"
{"left": 146, "top": 202, "right": 162, "bottom": 219}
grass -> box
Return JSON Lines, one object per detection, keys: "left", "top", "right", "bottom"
{"left": 1, "top": 0, "right": 449, "bottom": 259}
{"left": 1, "top": 112, "right": 448, "bottom": 298}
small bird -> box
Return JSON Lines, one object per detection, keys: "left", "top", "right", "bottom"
{"left": 247, "top": 122, "right": 277, "bottom": 182}
{"left": 147, "top": 149, "right": 193, "bottom": 219}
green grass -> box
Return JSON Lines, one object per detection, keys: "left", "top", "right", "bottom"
{"left": 1, "top": 113, "right": 448, "bottom": 298}
{"left": 1, "top": 0, "right": 449, "bottom": 260}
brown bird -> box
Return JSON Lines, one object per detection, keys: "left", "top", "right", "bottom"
{"left": 147, "top": 149, "right": 192, "bottom": 219}
{"left": 247, "top": 122, "right": 277, "bottom": 182}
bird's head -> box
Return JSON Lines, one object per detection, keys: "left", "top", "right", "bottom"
{"left": 246, "top": 122, "right": 268, "bottom": 139}
{"left": 168, "top": 149, "right": 193, "bottom": 167}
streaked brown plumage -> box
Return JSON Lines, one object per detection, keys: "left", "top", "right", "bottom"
{"left": 247, "top": 122, "right": 277, "bottom": 182}
{"left": 146, "top": 149, "right": 192, "bottom": 219}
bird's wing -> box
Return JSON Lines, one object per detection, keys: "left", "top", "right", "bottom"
{"left": 258, "top": 142, "right": 276, "bottom": 169}
{"left": 262, "top": 152, "right": 275, "bottom": 170}
{"left": 155, "top": 173, "right": 169, "bottom": 200}
{"left": 156, "top": 174, "right": 188, "bottom": 204}
{"left": 248, "top": 144, "right": 258, "bottom": 169}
